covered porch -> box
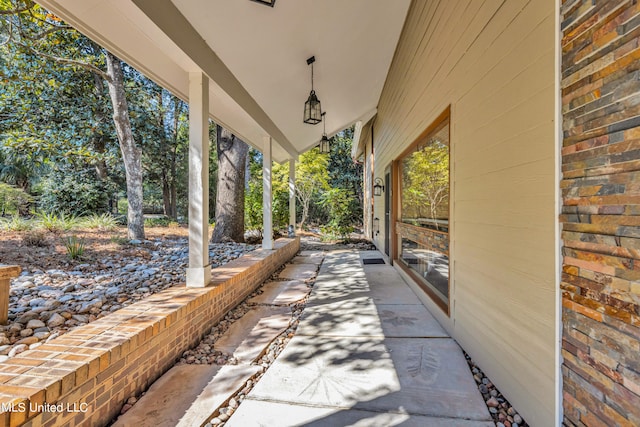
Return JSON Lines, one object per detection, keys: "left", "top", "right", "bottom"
{"left": 34, "top": 0, "right": 410, "bottom": 287}
{"left": 2, "top": 0, "right": 576, "bottom": 426}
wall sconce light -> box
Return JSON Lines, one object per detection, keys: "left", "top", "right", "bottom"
{"left": 373, "top": 178, "right": 385, "bottom": 196}
{"left": 319, "top": 112, "right": 330, "bottom": 154}
{"left": 373, "top": 217, "right": 380, "bottom": 236}
{"left": 303, "top": 56, "right": 322, "bottom": 125}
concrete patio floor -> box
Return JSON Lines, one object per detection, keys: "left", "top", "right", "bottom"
{"left": 226, "top": 250, "right": 493, "bottom": 426}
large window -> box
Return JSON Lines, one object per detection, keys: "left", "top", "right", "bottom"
{"left": 397, "top": 109, "right": 450, "bottom": 312}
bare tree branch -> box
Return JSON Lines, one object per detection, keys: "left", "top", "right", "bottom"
{"left": 26, "top": 24, "right": 73, "bottom": 41}
{"left": 17, "top": 42, "right": 111, "bottom": 82}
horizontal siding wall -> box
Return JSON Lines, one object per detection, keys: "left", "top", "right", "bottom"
{"left": 371, "top": 0, "right": 557, "bottom": 425}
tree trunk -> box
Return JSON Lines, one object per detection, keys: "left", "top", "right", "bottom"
{"left": 105, "top": 51, "right": 145, "bottom": 240}
{"left": 299, "top": 199, "right": 310, "bottom": 230}
{"left": 211, "top": 126, "right": 249, "bottom": 243}
{"left": 91, "top": 72, "right": 109, "bottom": 181}
{"left": 162, "top": 171, "right": 171, "bottom": 217}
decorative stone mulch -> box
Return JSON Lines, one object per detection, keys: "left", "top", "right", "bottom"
{"left": 465, "top": 352, "right": 528, "bottom": 427}
{"left": 3, "top": 241, "right": 257, "bottom": 360}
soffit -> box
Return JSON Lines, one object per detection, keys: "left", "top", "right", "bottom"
{"left": 36, "top": 0, "right": 410, "bottom": 163}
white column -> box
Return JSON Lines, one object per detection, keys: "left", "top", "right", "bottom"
{"left": 186, "top": 72, "right": 211, "bottom": 287}
{"left": 289, "top": 159, "right": 296, "bottom": 231}
{"left": 263, "top": 136, "right": 273, "bottom": 250}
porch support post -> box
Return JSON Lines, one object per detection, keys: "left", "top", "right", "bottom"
{"left": 289, "top": 159, "right": 296, "bottom": 232}
{"left": 263, "top": 136, "right": 274, "bottom": 250}
{"left": 186, "top": 72, "right": 211, "bottom": 287}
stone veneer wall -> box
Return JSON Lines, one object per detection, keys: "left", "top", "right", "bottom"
{"left": 0, "top": 238, "right": 299, "bottom": 427}
{"left": 561, "top": 1, "right": 640, "bottom": 425}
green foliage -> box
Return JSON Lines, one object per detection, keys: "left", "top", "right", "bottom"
{"left": 0, "top": 182, "right": 32, "bottom": 215}
{"left": 81, "top": 213, "right": 118, "bottom": 231}
{"left": 144, "top": 216, "right": 175, "bottom": 227}
{"left": 36, "top": 167, "right": 110, "bottom": 216}
{"left": 142, "top": 184, "right": 164, "bottom": 214}
{"left": 37, "top": 211, "right": 79, "bottom": 233}
{"left": 296, "top": 148, "right": 330, "bottom": 229}
{"left": 1, "top": 1, "right": 193, "bottom": 233}
{"left": 64, "top": 235, "right": 85, "bottom": 259}
{"left": 327, "top": 130, "right": 363, "bottom": 226}
{"left": 0, "top": 214, "right": 34, "bottom": 231}
{"left": 244, "top": 150, "right": 291, "bottom": 232}
{"left": 319, "top": 188, "right": 355, "bottom": 239}
{"left": 245, "top": 181, "right": 263, "bottom": 232}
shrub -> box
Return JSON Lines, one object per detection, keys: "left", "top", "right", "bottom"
{"left": 37, "top": 212, "right": 79, "bottom": 233}
{"left": 144, "top": 216, "right": 172, "bottom": 227}
{"left": 37, "top": 168, "right": 110, "bottom": 216}
{"left": 319, "top": 188, "right": 355, "bottom": 240}
{"left": 0, "top": 183, "right": 32, "bottom": 216}
{"left": 81, "top": 213, "right": 118, "bottom": 231}
{"left": 0, "top": 215, "right": 34, "bottom": 232}
{"left": 64, "top": 235, "right": 85, "bottom": 259}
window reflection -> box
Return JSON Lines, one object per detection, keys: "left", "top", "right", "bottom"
{"left": 401, "top": 120, "right": 449, "bottom": 231}
{"left": 397, "top": 112, "right": 450, "bottom": 311}
{"left": 400, "top": 238, "right": 449, "bottom": 303}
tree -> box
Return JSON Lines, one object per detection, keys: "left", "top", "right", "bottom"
{"left": 295, "top": 147, "right": 329, "bottom": 230}
{"left": 1, "top": 1, "right": 145, "bottom": 238}
{"left": 104, "top": 52, "right": 144, "bottom": 239}
{"left": 245, "top": 149, "right": 289, "bottom": 233}
{"left": 211, "top": 125, "right": 249, "bottom": 243}
{"left": 136, "top": 82, "right": 188, "bottom": 219}
{"left": 328, "top": 128, "right": 363, "bottom": 226}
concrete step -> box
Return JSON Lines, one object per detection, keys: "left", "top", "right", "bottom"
{"left": 247, "top": 280, "right": 310, "bottom": 306}
{"left": 113, "top": 364, "right": 261, "bottom": 427}
{"left": 214, "top": 306, "right": 291, "bottom": 364}
{"left": 113, "top": 253, "right": 322, "bottom": 427}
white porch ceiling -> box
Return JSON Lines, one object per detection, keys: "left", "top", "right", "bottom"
{"left": 36, "top": 0, "right": 410, "bottom": 163}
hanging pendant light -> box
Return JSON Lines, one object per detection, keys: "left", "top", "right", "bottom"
{"left": 319, "top": 112, "right": 330, "bottom": 154}
{"left": 303, "top": 56, "right": 322, "bottom": 125}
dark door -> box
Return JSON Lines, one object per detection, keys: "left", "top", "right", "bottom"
{"left": 384, "top": 171, "right": 391, "bottom": 256}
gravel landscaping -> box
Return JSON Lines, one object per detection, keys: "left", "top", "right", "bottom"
{"left": 2, "top": 237, "right": 257, "bottom": 360}
{"left": 466, "top": 353, "right": 529, "bottom": 427}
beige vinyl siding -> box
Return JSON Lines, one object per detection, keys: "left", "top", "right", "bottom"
{"left": 370, "top": 0, "right": 557, "bottom": 425}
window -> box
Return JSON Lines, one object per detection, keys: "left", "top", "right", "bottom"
{"left": 396, "top": 109, "right": 450, "bottom": 312}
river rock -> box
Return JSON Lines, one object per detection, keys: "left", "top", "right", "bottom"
{"left": 47, "top": 313, "right": 66, "bottom": 328}
{"left": 26, "top": 319, "right": 45, "bottom": 329}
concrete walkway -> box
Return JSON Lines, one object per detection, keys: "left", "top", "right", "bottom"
{"left": 226, "top": 250, "right": 493, "bottom": 426}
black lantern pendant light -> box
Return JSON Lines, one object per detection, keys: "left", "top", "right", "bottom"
{"left": 303, "top": 56, "right": 322, "bottom": 125}
{"left": 319, "top": 112, "right": 330, "bottom": 154}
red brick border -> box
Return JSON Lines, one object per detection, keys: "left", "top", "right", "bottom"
{"left": 0, "top": 238, "right": 299, "bottom": 427}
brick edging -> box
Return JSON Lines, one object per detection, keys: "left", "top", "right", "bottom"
{"left": 0, "top": 238, "right": 300, "bottom": 427}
